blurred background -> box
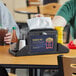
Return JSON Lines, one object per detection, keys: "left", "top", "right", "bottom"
{"left": 2, "top": 0, "right": 68, "bottom": 23}
{"left": 2, "top": 0, "right": 70, "bottom": 76}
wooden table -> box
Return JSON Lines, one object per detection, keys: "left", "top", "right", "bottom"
{"left": 14, "top": 6, "right": 55, "bottom": 19}
{"left": 0, "top": 45, "right": 76, "bottom": 76}
{"left": 15, "top": 6, "right": 39, "bottom": 19}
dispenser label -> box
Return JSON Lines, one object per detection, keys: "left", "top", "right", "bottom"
{"left": 30, "top": 35, "right": 55, "bottom": 52}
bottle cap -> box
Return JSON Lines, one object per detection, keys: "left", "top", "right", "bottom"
{"left": 12, "top": 27, "right": 16, "bottom": 30}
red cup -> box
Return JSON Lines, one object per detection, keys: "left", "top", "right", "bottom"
{"left": 67, "top": 41, "right": 76, "bottom": 49}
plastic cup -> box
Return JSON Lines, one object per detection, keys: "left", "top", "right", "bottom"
{"left": 0, "top": 27, "right": 8, "bottom": 45}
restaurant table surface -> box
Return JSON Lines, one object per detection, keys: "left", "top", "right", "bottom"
{"left": 0, "top": 45, "right": 76, "bottom": 67}
{"left": 0, "top": 45, "right": 76, "bottom": 76}
{"left": 14, "top": 6, "right": 55, "bottom": 19}
{"left": 15, "top": 6, "right": 38, "bottom": 14}
{"left": 14, "top": 6, "right": 39, "bottom": 19}
{"left": 15, "top": 6, "right": 56, "bottom": 15}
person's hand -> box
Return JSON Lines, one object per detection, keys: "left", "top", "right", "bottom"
{"left": 34, "top": 14, "right": 44, "bottom": 17}
{"left": 4, "top": 32, "right": 12, "bottom": 44}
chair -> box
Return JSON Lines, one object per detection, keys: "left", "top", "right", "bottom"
{"left": 26, "top": 0, "right": 58, "bottom": 6}
{"left": 26, "top": 0, "right": 41, "bottom": 6}
{"left": 56, "top": 55, "right": 76, "bottom": 76}
{"left": 43, "top": 0, "right": 58, "bottom": 4}
{"left": 39, "top": 3, "right": 61, "bottom": 19}
{"left": 23, "top": 0, "right": 41, "bottom": 19}
{"left": 8, "top": 73, "right": 16, "bottom": 76}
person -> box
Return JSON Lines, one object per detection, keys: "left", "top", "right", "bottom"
{"left": 0, "top": 1, "right": 19, "bottom": 76}
{"left": 0, "top": 1, "right": 19, "bottom": 44}
{"left": 0, "top": 66, "right": 9, "bottom": 76}
{"left": 52, "top": 0, "right": 76, "bottom": 76}
{"left": 52, "top": 0, "right": 76, "bottom": 44}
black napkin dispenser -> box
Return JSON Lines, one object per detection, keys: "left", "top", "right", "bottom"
{"left": 9, "top": 29, "right": 69, "bottom": 56}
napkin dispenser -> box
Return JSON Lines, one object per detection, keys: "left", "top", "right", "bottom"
{"left": 9, "top": 29, "right": 69, "bottom": 56}
{"left": 27, "top": 29, "right": 57, "bottom": 53}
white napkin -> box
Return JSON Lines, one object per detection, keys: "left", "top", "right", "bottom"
{"left": 27, "top": 17, "right": 54, "bottom": 30}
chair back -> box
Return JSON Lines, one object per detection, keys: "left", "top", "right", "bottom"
{"left": 27, "top": 0, "right": 41, "bottom": 6}
{"left": 39, "top": 3, "right": 61, "bottom": 18}
{"left": 58, "top": 55, "right": 76, "bottom": 76}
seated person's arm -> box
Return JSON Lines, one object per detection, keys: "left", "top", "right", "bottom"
{"left": 53, "top": 0, "right": 74, "bottom": 27}
{"left": 0, "top": 2, "right": 19, "bottom": 44}
{"left": 52, "top": 0, "right": 76, "bottom": 44}
{"left": 52, "top": 16, "right": 67, "bottom": 28}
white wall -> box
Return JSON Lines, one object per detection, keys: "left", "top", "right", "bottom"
{"left": 2, "top": 0, "right": 27, "bottom": 22}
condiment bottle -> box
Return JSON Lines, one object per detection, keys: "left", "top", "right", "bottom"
{"left": 10, "top": 27, "right": 18, "bottom": 52}
{"left": 55, "top": 26, "right": 64, "bottom": 44}
{"left": 11, "top": 27, "right": 18, "bottom": 43}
